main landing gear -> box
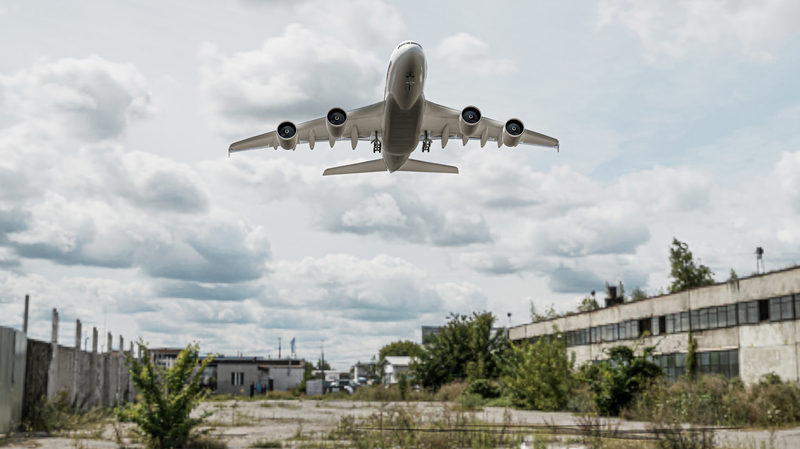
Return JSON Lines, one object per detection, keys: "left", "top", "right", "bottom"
{"left": 373, "top": 140, "right": 382, "bottom": 153}
{"left": 422, "top": 137, "right": 432, "bottom": 153}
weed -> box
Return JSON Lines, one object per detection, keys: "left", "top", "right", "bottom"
{"left": 250, "top": 439, "right": 282, "bottom": 448}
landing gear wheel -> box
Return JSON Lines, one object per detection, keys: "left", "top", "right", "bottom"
{"left": 422, "top": 139, "right": 432, "bottom": 153}
{"left": 373, "top": 140, "right": 382, "bottom": 153}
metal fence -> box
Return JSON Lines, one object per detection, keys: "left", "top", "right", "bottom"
{"left": 0, "top": 326, "right": 26, "bottom": 434}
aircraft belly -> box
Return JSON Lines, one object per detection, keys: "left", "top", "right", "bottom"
{"left": 383, "top": 95, "right": 423, "bottom": 156}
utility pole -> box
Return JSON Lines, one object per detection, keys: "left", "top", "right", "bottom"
{"left": 278, "top": 337, "right": 281, "bottom": 359}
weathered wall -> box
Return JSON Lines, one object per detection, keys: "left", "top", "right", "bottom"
{"left": 216, "top": 363, "right": 261, "bottom": 396}
{"left": 22, "top": 339, "right": 51, "bottom": 419}
{"left": 0, "top": 327, "right": 26, "bottom": 434}
{"left": 514, "top": 266, "right": 800, "bottom": 383}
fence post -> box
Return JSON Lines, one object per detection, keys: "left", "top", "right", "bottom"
{"left": 46, "top": 308, "right": 59, "bottom": 398}
{"left": 118, "top": 335, "right": 124, "bottom": 405}
{"left": 22, "top": 295, "right": 29, "bottom": 334}
{"left": 92, "top": 327, "right": 99, "bottom": 408}
{"left": 72, "top": 319, "right": 81, "bottom": 404}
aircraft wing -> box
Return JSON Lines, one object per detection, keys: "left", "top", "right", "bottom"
{"left": 228, "top": 101, "right": 385, "bottom": 154}
{"left": 422, "top": 100, "right": 559, "bottom": 150}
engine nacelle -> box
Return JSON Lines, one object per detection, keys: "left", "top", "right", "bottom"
{"left": 325, "top": 108, "right": 347, "bottom": 139}
{"left": 277, "top": 121, "right": 298, "bottom": 150}
{"left": 458, "top": 106, "right": 482, "bottom": 136}
{"left": 502, "top": 119, "right": 524, "bottom": 147}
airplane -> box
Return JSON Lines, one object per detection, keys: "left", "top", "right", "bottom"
{"left": 228, "top": 41, "right": 559, "bottom": 175}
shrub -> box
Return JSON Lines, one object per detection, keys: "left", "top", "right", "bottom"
{"left": 467, "top": 379, "right": 501, "bottom": 399}
{"left": 503, "top": 331, "right": 575, "bottom": 411}
{"left": 580, "top": 344, "right": 662, "bottom": 416}
{"left": 433, "top": 382, "right": 468, "bottom": 402}
{"left": 118, "top": 341, "right": 216, "bottom": 449}
{"left": 630, "top": 373, "right": 800, "bottom": 428}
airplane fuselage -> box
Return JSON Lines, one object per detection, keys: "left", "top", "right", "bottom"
{"left": 381, "top": 42, "right": 427, "bottom": 172}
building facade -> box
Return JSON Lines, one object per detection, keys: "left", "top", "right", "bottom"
{"left": 509, "top": 267, "right": 800, "bottom": 384}
{"left": 214, "top": 358, "right": 304, "bottom": 396}
{"left": 382, "top": 356, "right": 412, "bottom": 384}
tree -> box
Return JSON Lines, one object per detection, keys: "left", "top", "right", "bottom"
{"left": 630, "top": 287, "right": 648, "bottom": 302}
{"left": 298, "top": 361, "right": 315, "bottom": 392}
{"left": 503, "top": 329, "right": 575, "bottom": 410}
{"left": 728, "top": 269, "right": 738, "bottom": 281}
{"left": 317, "top": 360, "right": 332, "bottom": 371}
{"left": 668, "top": 238, "right": 715, "bottom": 293}
{"left": 578, "top": 296, "right": 600, "bottom": 312}
{"left": 118, "top": 341, "right": 216, "bottom": 449}
{"left": 580, "top": 343, "right": 662, "bottom": 416}
{"left": 530, "top": 302, "right": 560, "bottom": 322}
{"left": 378, "top": 340, "right": 423, "bottom": 360}
{"left": 412, "top": 312, "right": 509, "bottom": 391}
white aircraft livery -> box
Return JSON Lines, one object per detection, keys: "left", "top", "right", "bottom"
{"left": 228, "top": 41, "right": 559, "bottom": 175}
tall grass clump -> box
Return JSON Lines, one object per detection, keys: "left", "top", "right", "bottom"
{"left": 630, "top": 373, "right": 800, "bottom": 427}
{"left": 20, "top": 391, "right": 111, "bottom": 434}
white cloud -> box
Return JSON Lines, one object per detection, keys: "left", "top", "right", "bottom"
{"left": 0, "top": 55, "right": 154, "bottom": 140}
{"left": 198, "top": 25, "right": 384, "bottom": 136}
{"left": 597, "top": 0, "right": 800, "bottom": 62}
{"left": 432, "top": 33, "right": 516, "bottom": 76}
{"left": 775, "top": 151, "right": 800, "bottom": 214}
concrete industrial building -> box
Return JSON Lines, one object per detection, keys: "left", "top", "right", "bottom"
{"left": 509, "top": 266, "right": 800, "bottom": 384}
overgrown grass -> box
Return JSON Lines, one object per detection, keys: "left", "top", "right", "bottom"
{"left": 20, "top": 391, "right": 112, "bottom": 435}
{"left": 629, "top": 373, "right": 800, "bottom": 428}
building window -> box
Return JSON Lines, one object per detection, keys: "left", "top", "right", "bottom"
{"left": 666, "top": 314, "right": 675, "bottom": 333}
{"left": 747, "top": 301, "right": 759, "bottom": 324}
{"left": 770, "top": 297, "right": 781, "bottom": 322}
{"left": 709, "top": 308, "right": 718, "bottom": 329}
{"left": 680, "top": 312, "right": 690, "bottom": 332}
{"left": 618, "top": 322, "right": 627, "bottom": 340}
{"left": 738, "top": 303, "right": 748, "bottom": 326}
{"left": 691, "top": 310, "right": 699, "bottom": 330}
{"left": 231, "top": 372, "right": 244, "bottom": 386}
{"left": 726, "top": 305, "right": 736, "bottom": 327}
{"left": 717, "top": 306, "right": 727, "bottom": 328}
{"left": 590, "top": 327, "right": 597, "bottom": 344}
{"left": 699, "top": 309, "right": 709, "bottom": 330}
{"left": 759, "top": 299, "right": 770, "bottom": 322}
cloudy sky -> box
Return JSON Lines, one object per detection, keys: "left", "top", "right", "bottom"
{"left": 2, "top": 0, "right": 800, "bottom": 368}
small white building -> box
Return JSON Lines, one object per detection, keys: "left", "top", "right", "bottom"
{"left": 382, "top": 356, "right": 413, "bottom": 384}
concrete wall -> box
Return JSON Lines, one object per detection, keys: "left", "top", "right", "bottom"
{"left": 0, "top": 327, "right": 26, "bottom": 434}
{"left": 263, "top": 366, "right": 304, "bottom": 392}
{"left": 511, "top": 267, "right": 800, "bottom": 383}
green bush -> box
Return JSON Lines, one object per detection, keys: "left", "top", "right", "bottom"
{"left": 467, "top": 379, "right": 501, "bottom": 399}
{"left": 503, "top": 331, "right": 575, "bottom": 411}
{"left": 118, "top": 341, "right": 216, "bottom": 449}
{"left": 580, "top": 344, "right": 662, "bottom": 416}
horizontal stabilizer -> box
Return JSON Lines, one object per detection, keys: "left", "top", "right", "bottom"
{"left": 323, "top": 159, "right": 387, "bottom": 176}
{"left": 397, "top": 159, "right": 458, "bottom": 174}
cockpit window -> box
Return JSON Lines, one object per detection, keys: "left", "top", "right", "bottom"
{"left": 397, "top": 41, "right": 422, "bottom": 49}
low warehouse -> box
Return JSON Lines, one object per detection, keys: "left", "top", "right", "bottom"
{"left": 509, "top": 266, "right": 800, "bottom": 384}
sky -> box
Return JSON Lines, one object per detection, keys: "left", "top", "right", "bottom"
{"left": 1, "top": 0, "right": 800, "bottom": 369}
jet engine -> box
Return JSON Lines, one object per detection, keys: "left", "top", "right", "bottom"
{"left": 277, "top": 121, "right": 298, "bottom": 150}
{"left": 458, "top": 106, "right": 482, "bottom": 136}
{"left": 502, "top": 119, "right": 524, "bottom": 147}
{"left": 325, "top": 108, "right": 347, "bottom": 139}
